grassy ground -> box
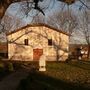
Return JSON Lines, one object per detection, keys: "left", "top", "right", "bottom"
{"left": 17, "top": 61, "right": 90, "bottom": 90}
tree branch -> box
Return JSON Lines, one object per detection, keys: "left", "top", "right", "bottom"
{"left": 79, "top": 0, "right": 90, "bottom": 9}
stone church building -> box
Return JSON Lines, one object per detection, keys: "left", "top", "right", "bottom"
{"left": 7, "top": 23, "right": 69, "bottom": 61}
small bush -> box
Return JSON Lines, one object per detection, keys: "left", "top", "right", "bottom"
{"left": 6, "top": 62, "right": 14, "bottom": 72}
{"left": 0, "top": 62, "right": 4, "bottom": 68}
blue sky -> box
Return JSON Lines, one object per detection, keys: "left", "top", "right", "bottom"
{"left": 7, "top": 0, "right": 88, "bottom": 24}
{"left": 6, "top": 0, "right": 80, "bottom": 24}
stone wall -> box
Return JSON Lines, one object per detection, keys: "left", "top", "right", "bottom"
{"left": 7, "top": 25, "right": 69, "bottom": 61}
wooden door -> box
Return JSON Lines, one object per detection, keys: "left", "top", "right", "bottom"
{"left": 33, "top": 49, "right": 43, "bottom": 60}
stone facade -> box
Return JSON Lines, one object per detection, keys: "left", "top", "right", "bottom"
{"left": 7, "top": 24, "right": 69, "bottom": 61}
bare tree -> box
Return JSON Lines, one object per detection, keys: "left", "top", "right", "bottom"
{"left": 0, "top": 13, "right": 25, "bottom": 43}
{"left": 46, "top": 8, "right": 78, "bottom": 61}
{"left": 78, "top": 8, "right": 90, "bottom": 59}
{"left": 31, "top": 13, "right": 45, "bottom": 24}
{"left": 2, "top": 14, "right": 25, "bottom": 31}
{"left": 46, "top": 9, "right": 77, "bottom": 35}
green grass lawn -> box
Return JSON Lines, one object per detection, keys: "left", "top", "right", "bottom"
{"left": 17, "top": 61, "right": 90, "bottom": 90}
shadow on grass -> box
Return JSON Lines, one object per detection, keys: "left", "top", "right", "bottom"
{"left": 17, "top": 70, "right": 90, "bottom": 90}
{"left": 0, "top": 68, "right": 12, "bottom": 81}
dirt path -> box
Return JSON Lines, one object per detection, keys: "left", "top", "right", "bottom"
{"left": 0, "top": 69, "right": 29, "bottom": 90}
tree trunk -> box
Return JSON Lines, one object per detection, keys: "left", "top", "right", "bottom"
{"left": 56, "top": 48, "right": 59, "bottom": 61}
{"left": 0, "top": 0, "right": 12, "bottom": 19}
{"left": 0, "top": 6, "right": 7, "bottom": 19}
{"left": 87, "top": 45, "right": 90, "bottom": 59}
